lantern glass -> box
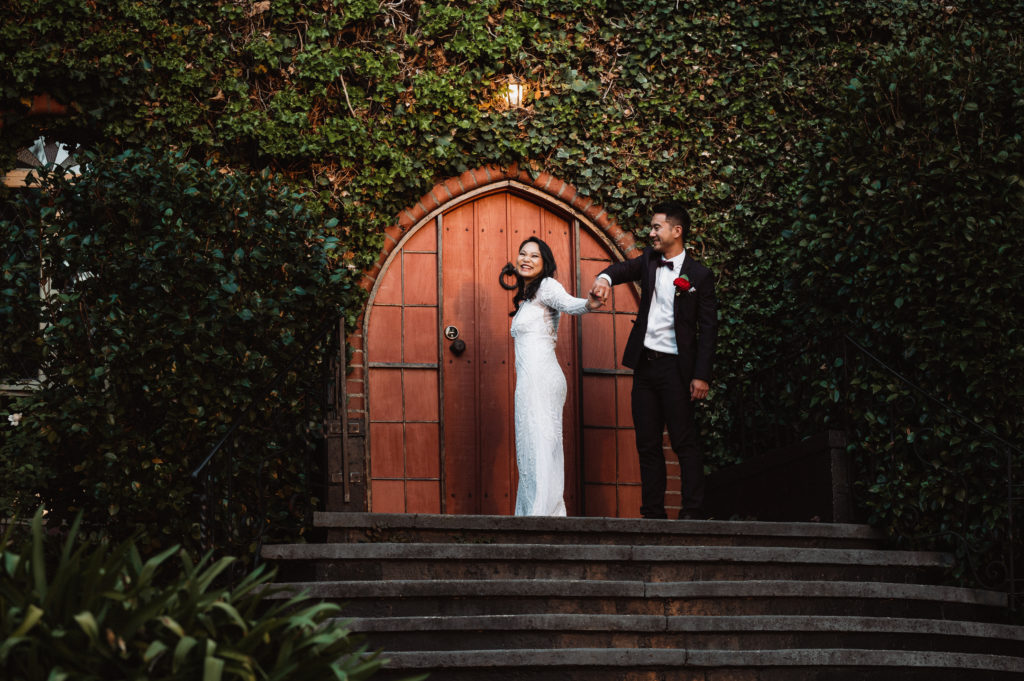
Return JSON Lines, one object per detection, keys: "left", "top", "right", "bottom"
{"left": 505, "top": 81, "right": 524, "bottom": 108}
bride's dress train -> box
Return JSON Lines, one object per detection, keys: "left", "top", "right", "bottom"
{"left": 510, "top": 276, "right": 589, "bottom": 516}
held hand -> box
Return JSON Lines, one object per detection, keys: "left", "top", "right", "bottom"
{"left": 690, "top": 379, "right": 709, "bottom": 401}
{"left": 585, "top": 288, "right": 604, "bottom": 311}
{"left": 591, "top": 277, "right": 611, "bottom": 305}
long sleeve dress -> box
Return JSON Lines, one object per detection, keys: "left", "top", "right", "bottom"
{"left": 509, "top": 276, "right": 590, "bottom": 516}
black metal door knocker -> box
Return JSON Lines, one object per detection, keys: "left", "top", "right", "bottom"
{"left": 499, "top": 262, "right": 520, "bottom": 290}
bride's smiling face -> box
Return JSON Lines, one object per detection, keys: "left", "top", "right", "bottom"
{"left": 517, "top": 241, "right": 544, "bottom": 283}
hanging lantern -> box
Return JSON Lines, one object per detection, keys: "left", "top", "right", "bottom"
{"left": 504, "top": 77, "right": 525, "bottom": 109}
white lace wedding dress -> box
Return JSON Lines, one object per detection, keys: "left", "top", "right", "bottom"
{"left": 510, "top": 276, "right": 589, "bottom": 516}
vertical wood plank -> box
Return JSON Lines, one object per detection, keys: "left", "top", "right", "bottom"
{"left": 476, "top": 193, "right": 514, "bottom": 514}
{"left": 441, "top": 201, "right": 480, "bottom": 513}
{"left": 544, "top": 207, "right": 580, "bottom": 514}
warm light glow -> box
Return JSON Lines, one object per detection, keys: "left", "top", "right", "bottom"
{"left": 505, "top": 80, "right": 525, "bottom": 108}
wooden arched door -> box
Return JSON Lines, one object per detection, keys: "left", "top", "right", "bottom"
{"left": 365, "top": 188, "right": 641, "bottom": 516}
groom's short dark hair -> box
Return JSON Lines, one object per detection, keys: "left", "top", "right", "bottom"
{"left": 651, "top": 200, "right": 691, "bottom": 240}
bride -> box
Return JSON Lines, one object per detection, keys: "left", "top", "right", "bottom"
{"left": 503, "top": 236, "right": 602, "bottom": 516}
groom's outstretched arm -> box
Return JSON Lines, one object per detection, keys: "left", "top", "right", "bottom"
{"left": 591, "top": 254, "right": 646, "bottom": 303}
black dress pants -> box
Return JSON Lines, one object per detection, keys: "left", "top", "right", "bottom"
{"left": 631, "top": 353, "right": 705, "bottom": 519}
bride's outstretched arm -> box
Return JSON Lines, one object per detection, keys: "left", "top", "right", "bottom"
{"left": 537, "top": 277, "right": 592, "bottom": 315}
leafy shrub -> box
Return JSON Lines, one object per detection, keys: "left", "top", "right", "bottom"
{"left": 0, "top": 146, "right": 355, "bottom": 557}
{"left": 2, "top": 0, "right": 1023, "bottom": 591}
{"left": 779, "top": 21, "right": 1024, "bottom": 584}
{"left": 1, "top": 508, "right": 395, "bottom": 681}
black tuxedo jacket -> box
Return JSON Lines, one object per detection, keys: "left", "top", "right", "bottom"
{"left": 600, "top": 248, "right": 718, "bottom": 382}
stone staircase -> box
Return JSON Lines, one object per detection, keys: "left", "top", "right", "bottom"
{"left": 261, "top": 512, "right": 1024, "bottom": 680}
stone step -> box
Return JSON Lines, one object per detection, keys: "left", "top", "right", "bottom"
{"left": 265, "top": 579, "right": 1011, "bottom": 622}
{"left": 368, "top": 648, "right": 1024, "bottom": 681}
{"left": 343, "top": 614, "right": 1024, "bottom": 657}
{"left": 262, "top": 541, "right": 953, "bottom": 583}
{"left": 315, "top": 511, "right": 887, "bottom": 549}
{"left": 263, "top": 513, "right": 1024, "bottom": 680}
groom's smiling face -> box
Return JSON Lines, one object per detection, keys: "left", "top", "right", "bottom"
{"left": 648, "top": 213, "right": 683, "bottom": 255}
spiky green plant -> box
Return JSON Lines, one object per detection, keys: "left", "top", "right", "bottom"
{"left": 1, "top": 508, "right": 398, "bottom": 681}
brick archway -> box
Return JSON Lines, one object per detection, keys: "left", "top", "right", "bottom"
{"left": 330, "top": 166, "right": 640, "bottom": 513}
{"left": 368, "top": 164, "right": 638, "bottom": 290}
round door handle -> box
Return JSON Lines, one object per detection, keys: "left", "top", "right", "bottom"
{"left": 449, "top": 339, "right": 466, "bottom": 356}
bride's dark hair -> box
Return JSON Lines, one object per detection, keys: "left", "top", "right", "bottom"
{"left": 500, "top": 236, "right": 558, "bottom": 317}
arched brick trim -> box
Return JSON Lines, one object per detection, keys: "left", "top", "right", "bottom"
{"left": 359, "top": 164, "right": 638, "bottom": 294}
{"left": 340, "top": 168, "right": 638, "bottom": 507}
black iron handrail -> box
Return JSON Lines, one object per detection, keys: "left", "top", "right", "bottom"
{"left": 190, "top": 312, "right": 344, "bottom": 479}
{"left": 729, "top": 329, "right": 1021, "bottom": 610}
{"left": 189, "top": 310, "right": 345, "bottom": 567}
{"left": 842, "top": 334, "right": 1024, "bottom": 458}
{"left": 838, "top": 332, "right": 1022, "bottom": 611}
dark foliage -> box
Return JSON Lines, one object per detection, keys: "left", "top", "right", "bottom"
{"left": 1, "top": 0, "right": 1022, "bottom": 586}
{"left": 1, "top": 148, "right": 349, "bottom": 557}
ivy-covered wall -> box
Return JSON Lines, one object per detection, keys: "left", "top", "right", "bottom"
{"left": 2, "top": 0, "right": 1022, "bottom": 579}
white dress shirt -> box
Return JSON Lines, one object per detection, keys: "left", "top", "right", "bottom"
{"left": 644, "top": 250, "right": 685, "bottom": 354}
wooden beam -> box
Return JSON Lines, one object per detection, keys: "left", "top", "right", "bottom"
{"left": 3, "top": 169, "right": 80, "bottom": 188}
{"left": 2, "top": 169, "right": 33, "bottom": 187}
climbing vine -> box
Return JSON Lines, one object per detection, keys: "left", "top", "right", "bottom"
{"left": 1, "top": 0, "right": 1022, "bottom": 583}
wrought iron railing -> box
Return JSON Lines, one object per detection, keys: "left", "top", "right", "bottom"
{"left": 189, "top": 312, "right": 346, "bottom": 570}
{"left": 726, "top": 330, "right": 1022, "bottom": 610}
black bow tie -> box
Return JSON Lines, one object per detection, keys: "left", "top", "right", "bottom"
{"left": 658, "top": 259, "right": 674, "bottom": 270}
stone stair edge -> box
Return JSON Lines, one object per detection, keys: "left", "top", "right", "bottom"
{"left": 377, "top": 647, "right": 1024, "bottom": 673}
{"left": 261, "top": 541, "right": 953, "bottom": 567}
{"left": 341, "top": 613, "right": 1024, "bottom": 641}
{"left": 314, "top": 511, "right": 885, "bottom": 539}
{"left": 263, "top": 579, "right": 1009, "bottom": 608}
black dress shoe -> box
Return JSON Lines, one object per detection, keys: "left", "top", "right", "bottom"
{"left": 678, "top": 509, "right": 706, "bottom": 520}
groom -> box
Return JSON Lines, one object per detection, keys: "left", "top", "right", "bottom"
{"left": 591, "top": 200, "right": 718, "bottom": 519}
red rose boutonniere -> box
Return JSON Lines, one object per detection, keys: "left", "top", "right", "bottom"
{"left": 674, "top": 275, "right": 697, "bottom": 296}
